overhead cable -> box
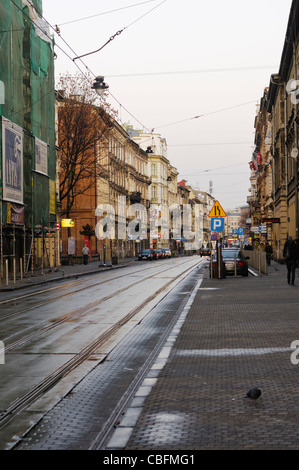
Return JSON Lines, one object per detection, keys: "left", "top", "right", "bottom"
{"left": 58, "top": 0, "right": 160, "bottom": 26}
{"left": 73, "top": 0, "right": 168, "bottom": 60}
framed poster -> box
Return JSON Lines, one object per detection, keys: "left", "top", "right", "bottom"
{"left": 35, "top": 137, "right": 48, "bottom": 176}
{"left": 2, "top": 118, "right": 23, "bottom": 204}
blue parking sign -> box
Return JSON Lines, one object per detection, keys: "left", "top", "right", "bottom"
{"left": 211, "top": 218, "right": 225, "bottom": 232}
{"left": 238, "top": 228, "right": 244, "bottom": 235}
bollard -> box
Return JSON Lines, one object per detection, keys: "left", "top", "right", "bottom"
{"left": 5, "top": 259, "right": 8, "bottom": 286}
{"left": 20, "top": 258, "right": 23, "bottom": 283}
{"left": 13, "top": 258, "right": 16, "bottom": 285}
{"left": 234, "top": 253, "right": 237, "bottom": 277}
{"left": 210, "top": 254, "right": 213, "bottom": 279}
{"left": 258, "top": 252, "right": 261, "bottom": 276}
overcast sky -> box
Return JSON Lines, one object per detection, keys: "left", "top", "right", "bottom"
{"left": 43, "top": 0, "right": 293, "bottom": 211}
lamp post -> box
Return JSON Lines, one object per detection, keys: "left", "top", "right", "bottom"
{"left": 92, "top": 75, "right": 109, "bottom": 266}
{"left": 92, "top": 76, "right": 109, "bottom": 96}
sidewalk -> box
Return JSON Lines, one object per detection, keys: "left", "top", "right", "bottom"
{"left": 123, "top": 259, "right": 299, "bottom": 450}
{"left": 0, "top": 257, "right": 138, "bottom": 292}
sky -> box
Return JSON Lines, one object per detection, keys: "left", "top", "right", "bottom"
{"left": 42, "top": 0, "right": 293, "bottom": 211}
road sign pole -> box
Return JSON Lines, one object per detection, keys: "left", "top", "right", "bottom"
{"left": 217, "top": 241, "right": 223, "bottom": 279}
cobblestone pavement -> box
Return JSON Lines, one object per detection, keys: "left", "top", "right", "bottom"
{"left": 122, "top": 261, "right": 299, "bottom": 450}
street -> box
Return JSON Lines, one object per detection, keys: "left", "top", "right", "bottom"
{"left": 1, "top": 257, "right": 299, "bottom": 452}
{"left": 0, "top": 255, "right": 206, "bottom": 450}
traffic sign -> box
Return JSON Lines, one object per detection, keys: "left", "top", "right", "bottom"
{"left": 211, "top": 218, "right": 225, "bottom": 232}
{"left": 211, "top": 233, "right": 217, "bottom": 240}
{"left": 61, "top": 219, "right": 75, "bottom": 228}
{"left": 208, "top": 200, "right": 227, "bottom": 218}
{"left": 259, "top": 225, "right": 267, "bottom": 233}
{"left": 238, "top": 227, "right": 244, "bottom": 235}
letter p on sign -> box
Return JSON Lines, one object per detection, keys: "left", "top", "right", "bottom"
{"left": 211, "top": 218, "right": 224, "bottom": 232}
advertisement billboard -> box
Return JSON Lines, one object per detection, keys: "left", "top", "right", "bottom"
{"left": 2, "top": 118, "right": 23, "bottom": 204}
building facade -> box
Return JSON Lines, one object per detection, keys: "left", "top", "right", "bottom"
{"left": 58, "top": 106, "right": 151, "bottom": 264}
{"left": 250, "top": 0, "right": 299, "bottom": 260}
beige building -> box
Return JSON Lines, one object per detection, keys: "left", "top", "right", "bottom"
{"left": 98, "top": 119, "right": 151, "bottom": 261}
{"left": 123, "top": 126, "right": 173, "bottom": 249}
{"left": 250, "top": 0, "right": 299, "bottom": 260}
{"left": 194, "top": 190, "right": 215, "bottom": 245}
{"left": 224, "top": 209, "right": 241, "bottom": 243}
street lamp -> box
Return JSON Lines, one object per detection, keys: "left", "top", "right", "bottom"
{"left": 92, "top": 76, "right": 109, "bottom": 96}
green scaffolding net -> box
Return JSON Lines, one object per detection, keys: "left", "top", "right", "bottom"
{"left": 0, "top": 0, "right": 56, "bottom": 230}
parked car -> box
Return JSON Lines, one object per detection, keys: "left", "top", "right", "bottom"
{"left": 162, "top": 248, "right": 171, "bottom": 258}
{"left": 211, "top": 249, "right": 249, "bottom": 277}
{"left": 154, "top": 249, "right": 165, "bottom": 259}
{"left": 138, "top": 249, "right": 155, "bottom": 261}
{"left": 200, "top": 247, "right": 211, "bottom": 257}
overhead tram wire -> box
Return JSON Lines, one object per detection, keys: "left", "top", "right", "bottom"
{"left": 72, "top": 0, "right": 168, "bottom": 61}
{"left": 8, "top": 1, "right": 259, "bottom": 140}
{"left": 179, "top": 162, "right": 250, "bottom": 176}
{"left": 152, "top": 100, "right": 258, "bottom": 131}
{"left": 107, "top": 64, "right": 279, "bottom": 78}
{"left": 57, "top": 0, "right": 160, "bottom": 27}
{"left": 168, "top": 141, "right": 252, "bottom": 147}
{"left": 9, "top": 0, "right": 152, "bottom": 133}
{"left": 34, "top": 0, "right": 155, "bottom": 132}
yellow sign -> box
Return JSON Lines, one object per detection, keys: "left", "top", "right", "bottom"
{"left": 49, "top": 180, "right": 56, "bottom": 215}
{"left": 208, "top": 201, "right": 227, "bottom": 218}
{"left": 61, "top": 219, "right": 75, "bottom": 228}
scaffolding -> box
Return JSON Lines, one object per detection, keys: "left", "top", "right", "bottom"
{"left": 0, "top": 0, "right": 57, "bottom": 281}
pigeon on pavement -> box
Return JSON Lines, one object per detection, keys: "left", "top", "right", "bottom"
{"left": 245, "top": 387, "right": 262, "bottom": 400}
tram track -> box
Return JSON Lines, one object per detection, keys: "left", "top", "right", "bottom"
{"left": 4, "top": 259, "right": 202, "bottom": 351}
{"left": 0, "top": 258, "right": 195, "bottom": 321}
{"left": 0, "top": 258, "right": 205, "bottom": 431}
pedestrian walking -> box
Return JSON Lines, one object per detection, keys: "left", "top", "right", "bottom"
{"left": 283, "top": 236, "right": 297, "bottom": 285}
{"left": 82, "top": 244, "right": 90, "bottom": 265}
{"left": 265, "top": 242, "right": 273, "bottom": 266}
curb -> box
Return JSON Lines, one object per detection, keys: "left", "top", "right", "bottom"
{"left": 0, "top": 261, "right": 137, "bottom": 292}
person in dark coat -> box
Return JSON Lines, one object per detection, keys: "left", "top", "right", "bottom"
{"left": 265, "top": 242, "right": 273, "bottom": 266}
{"left": 283, "top": 236, "right": 297, "bottom": 285}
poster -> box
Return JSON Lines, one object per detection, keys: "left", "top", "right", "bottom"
{"left": 6, "top": 202, "right": 25, "bottom": 225}
{"left": 35, "top": 137, "right": 48, "bottom": 176}
{"left": 2, "top": 118, "right": 23, "bottom": 204}
{"left": 68, "top": 237, "right": 76, "bottom": 255}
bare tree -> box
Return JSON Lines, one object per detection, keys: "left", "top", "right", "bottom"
{"left": 57, "top": 73, "right": 117, "bottom": 219}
